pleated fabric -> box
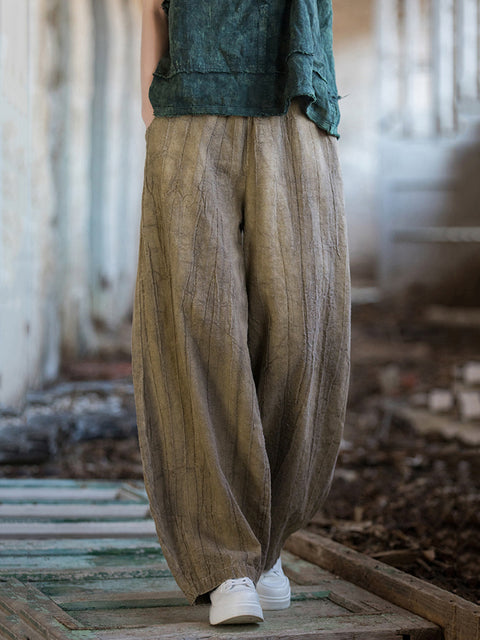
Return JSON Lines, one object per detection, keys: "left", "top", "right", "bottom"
{"left": 131, "top": 96, "right": 351, "bottom": 605}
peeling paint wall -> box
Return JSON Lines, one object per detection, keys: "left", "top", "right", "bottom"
{"left": 0, "top": 0, "right": 144, "bottom": 410}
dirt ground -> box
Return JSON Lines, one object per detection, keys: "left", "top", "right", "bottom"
{"left": 2, "top": 298, "right": 479, "bottom": 605}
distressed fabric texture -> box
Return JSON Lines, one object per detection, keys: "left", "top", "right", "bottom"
{"left": 149, "top": 0, "right": 342, "bottom": 137}
{"left": 131, "top": 97, "right": 351, "bottom": 606}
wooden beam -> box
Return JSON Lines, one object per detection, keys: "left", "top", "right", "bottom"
{"left": 284, "top": 530, "right": 480, "bottom": 640}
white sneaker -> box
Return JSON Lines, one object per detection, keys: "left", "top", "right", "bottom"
{"left": 209, "top": 576, "right": 264, "bottom": 625}
{"left": 256, "top": 556, "right": 291, "bottom": 610}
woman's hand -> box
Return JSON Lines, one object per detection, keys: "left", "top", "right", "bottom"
{"left": 143, "top": 111, "right": 155, "bottom": 130}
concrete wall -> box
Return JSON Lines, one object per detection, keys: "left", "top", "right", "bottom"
{"left": 0, "top": 0, "right": 144, "bottom": 411}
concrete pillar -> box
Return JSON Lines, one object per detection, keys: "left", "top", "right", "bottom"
{"left": 118, "top": 0, "right": 144, "bottom": 323}
{"left": 433, "top": 0, "right": 456, "bottom": 134}
{"left": 29, "top": 0, "right": 60, "bottom": 386}
{"left": 90, "top": 0, "right": 143, "bottom": 331}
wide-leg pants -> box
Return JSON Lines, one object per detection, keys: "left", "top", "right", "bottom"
{"left": 131, "top": 96, "right": 351, "bottom": 606}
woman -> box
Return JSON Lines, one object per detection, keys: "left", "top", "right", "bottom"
{"left": 132, "top": 0, "right": 351, "bottom": 626}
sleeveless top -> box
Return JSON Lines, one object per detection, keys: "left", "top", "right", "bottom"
{"left": 149, "top": 0, "right": 341, "bottom": 137}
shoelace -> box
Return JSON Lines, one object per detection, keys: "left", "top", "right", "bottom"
{"left": 222, "top": 577, "right": 253, "bottom": 591}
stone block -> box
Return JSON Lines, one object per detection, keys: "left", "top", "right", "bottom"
{"left": 462, "top": 361, "right": 480, "bottom": 386}
{"left": 428, "top": 388, "right": 454, "bottom": 413}
{"left": 456, "top": 389, "right": 480, "bottom": 421}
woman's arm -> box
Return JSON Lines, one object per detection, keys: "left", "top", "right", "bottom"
{"left": 141, "top": 0, "right": 169, "bottom": 127}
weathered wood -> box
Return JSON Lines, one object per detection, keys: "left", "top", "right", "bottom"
{"left": 0, "top": 519, "right": 157, "bottom": 538}
{"left": 0, "top": 565, "right": 173, "bottom": 583}
{"left": 87, "top": 610, "right": 440, "bottom": 640}
{"left": 0, "top": 545, "right": 165, "bottom": 572}
{"left": 0, "top": 503, "right": 150, "bottom": 519}
{"left": 282, "top": 551, "right": 391, "bottom": 615}
{"left": 281, "top": 549, "right": 332, "bottom": 584}
{"left": 0, "top": 572, "right": 441, "bottom": 639}
{"left": 284, "top": 529, "right": 480, "bottom": 640}
{"left": 40, "top": 576, "right": 180, "bottom": 600}
{"left": 0, "top": 578, "right": 82, "bottom": 630}
{"left": 0, "top": 478, "right": 142, "bottom": 488}
{"left": 48, "top": 585, "right": 324, "bottom": 611}
{"left": 0, "top": 607, "right": 47, "bottom": 640}
{"left": 0, "top": 488, "right": 123, "bottom": 502}
{"left": 0, "top": 480, "right": 445, "bottom": 639}
{"left": 0, "top": 578, "right": 96, "bottom": 639}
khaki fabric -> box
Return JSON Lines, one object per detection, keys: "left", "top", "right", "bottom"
{"left": 131, "top": 97, "right": 351, "bottom": 606}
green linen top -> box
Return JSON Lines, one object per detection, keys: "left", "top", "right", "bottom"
{"left": 149, "top": 0, "right": 342, "bottom": 138}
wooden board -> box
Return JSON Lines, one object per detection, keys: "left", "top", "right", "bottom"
{"left": 0, "top": 479, "right": 442, "bottom": 639}
{"left": 285, "top": 529, "right": 480, "bottom": 640}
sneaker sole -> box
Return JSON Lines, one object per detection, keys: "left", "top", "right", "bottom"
{"left": 258, "top": 592, "right": 291, "bottom": 610}
{"left": 210, "top": 605, "right": 264, "bottom": 625}
{"left": 211, "top": 613, "right": 264, "bottom": 625}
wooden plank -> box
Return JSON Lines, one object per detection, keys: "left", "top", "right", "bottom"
{"left": 0, "top": 488, "right": 125, "bottom": 502}
{"left": 0, "top": 503, "right": 150, "bottom": 519}
{"left": 0, "top": 607, "right": 47, "bottom": 640}
{"left": 0, "top": 479, "right": 148, "bottom": 504}
{"left": 282, "top": 551, "right": 392, "bottom": 615}
{"left": 0, "top": 536, "right": 159, "bottom": 553}
{"left": 285, "top": 530, "right": 480, "bottom": 640}
{"left": 0, "top": 519, "right": 157, "bottom": 538}
{"left": 0, "top": 565, "right": 174, "bottom": 584}
{"left": 0, "top": 578, "right": 100, "bottom": 639}
{"left": 115, "top": 484, "right": 149, "bottom": 502}
{"left": 0, "top": 479, "right": 135, "bottom": 487}
{"left": 281, "top": 549, "right": 332, "bottom": 584}
{"left": 0, "top": 548, "right": 165, "bottom": 571}
{"left": 41, "top": 577, "right": 182, "bottom": 602}
{"left": 52, "top": 585, "right": 329, "bottom": 611}
{"left": 0, "top": 578, "right": 83, "bottom": 630}
{"left": 68, "top": 595, "right": 441, "bottom": 637}
{"left": 88, "top": 609, "right": 440, "bottom": 639}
